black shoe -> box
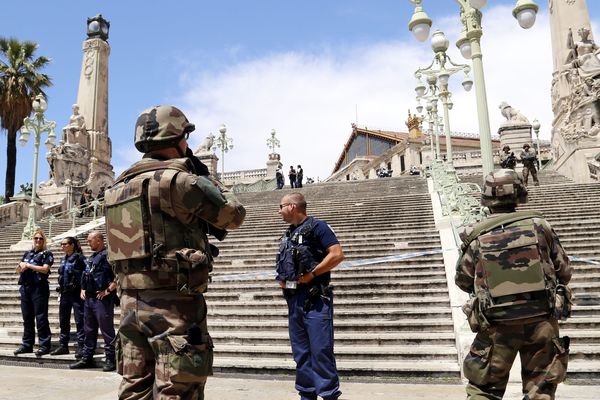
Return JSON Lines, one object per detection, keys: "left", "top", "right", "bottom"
{"left": 69, "top": 358, "right": 95, "bottom": 369}
{"left": 50, "top": 346, "right": 69, "bottom": 356}
{"left": 35, "top": 348, "right": 50, "bottom": 356}
{"left": 103, "top": 359, "right": 116, "bottom": 372}
{"left": 14, "top": 345, "right": 33, "bottom": 355}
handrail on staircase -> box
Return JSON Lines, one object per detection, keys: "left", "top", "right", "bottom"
{"left": 429, "top": 159, "right": 487, "bottom": 228}
{"left": 39, "top": 199, "right": 105, "bottom": 232}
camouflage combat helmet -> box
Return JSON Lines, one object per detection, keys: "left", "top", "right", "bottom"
{"left": 134, "top": 106, "right": 195, "bottom": 153}
{"left": 502, "top": 145, "right": 510, "bottom": 151}
{"left": 523, "top": 143, "right": 531, "bottom": 149}
{"left": 481, "top": 169, "right": 528, "bottom": 208}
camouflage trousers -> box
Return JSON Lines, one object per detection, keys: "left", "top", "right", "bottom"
{"left": 117, "top": 289, "right": 213, "bottom": 400}
{"left": 522, "top": 165, "right": 539, "bottom": 186}
{"left": 463, "top": 319, "right": 568, "bottom": 400}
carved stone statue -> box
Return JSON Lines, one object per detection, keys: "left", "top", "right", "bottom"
{"left": 499, "top": 102, "right": 530, "bottom": 125}
{"left": 62, "top": 104, "right": 88, "bottom": 146}
{"left": 566, "top": 27, "right": 600, "bottom": 80}
{"left": 194, "top": 133, "right": 215, "bottom": 155}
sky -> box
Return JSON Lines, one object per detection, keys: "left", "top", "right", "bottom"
{"left": 1, "top": 0, "right": 599, "bottom": 194}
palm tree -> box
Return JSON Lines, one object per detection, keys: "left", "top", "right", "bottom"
{"left": 0, "top": 37, "right": 51, "bottom": 201}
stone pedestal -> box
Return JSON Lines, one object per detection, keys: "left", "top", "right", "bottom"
{"left": 266, "top": 153, "right": 281, "bottom": 179}
{"left": 498, "top": 123, "right": 532, "bottom": 152}
{"left": 198, "top": 153, "right": 219, "bottom": 177}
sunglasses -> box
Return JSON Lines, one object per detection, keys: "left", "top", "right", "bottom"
{"left": 33, "top": 237, "right": 45, "bottom": 241}
{"left": 61, "top": 242, "right": 72, "bottom": 246}
{"left": 279, "top": 203, "right": 293, "bottom": 210}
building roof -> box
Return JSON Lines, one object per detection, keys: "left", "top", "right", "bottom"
{"left": 332, "top": 124, "right": 408, "bottom": 173}
{"left": 332, "top": 123, "right": 501, "bottom": 174}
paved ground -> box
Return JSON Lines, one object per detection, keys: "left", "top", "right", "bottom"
{"left": 1, "top": 365, "right": 599, "bottom": 400}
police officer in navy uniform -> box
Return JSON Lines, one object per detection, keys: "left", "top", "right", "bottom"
{"left": 51, "top": 236, "right": 86, "bottom": 357}
{"left": 70, "top": 231, "right": 117, "bottom": 372}
{"left": 276, "top": 192, "right": 344, "bottom": 400}
{"left": 14, "top": 229, "right": 54, "bottom": 356}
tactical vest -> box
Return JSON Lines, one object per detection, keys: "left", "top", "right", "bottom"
{"left": 460, "top": 211, "right": 558, "bottom": 323}
{"left": 58, "top": 253, "right": 85, "bottom": 292}
{"left": 105, "top": 158, "right": 212, "bottom": 293}
{"left": 276, "top": 217, "right": 323, "bottom": 285}
{"left": 82, "top": 249, "right": 112, "bottom": 293}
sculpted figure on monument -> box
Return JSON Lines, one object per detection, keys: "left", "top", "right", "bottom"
{"left": 194, "top": 133, "right": 215, "bottom": 155}
{"left": 499, "top": 102, "right": 530, "bottom": 125}
{"left": 566, "top": 27, "right": 600, "bottom": 80}
{"left": 62, "top": 104, "right": 88, "bottom": 147}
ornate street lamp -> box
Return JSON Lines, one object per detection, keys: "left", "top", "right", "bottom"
{"left": 18, "top": 94, "right": 56, "bottom": 240}
{"left": 267, "top": 128, "right": 280, "bottom": 154}
{"left": 415, "top": 30, "right": 472, "bottom": 164}
{"left": 532, "top": 118, "right": 541, "bottom": 170}
{"left": 214, "top": 123, "right": 233, "bottom": 179}
{"left": 408, "top": 0, "right": 540, "bottom": 175}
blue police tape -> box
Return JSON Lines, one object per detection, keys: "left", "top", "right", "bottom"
{"left": 568, "top": 255, "right": 600, "bottom": 265}
{"left": 211, "top": 249, "right": 444, "bottom": 282}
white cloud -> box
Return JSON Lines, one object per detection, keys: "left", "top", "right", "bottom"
{"left": 176, "top": 4, "right": 554, "bottom": 181}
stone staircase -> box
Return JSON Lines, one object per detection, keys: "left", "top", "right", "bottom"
{"left": 205, "top": 177, "right": 459, "bottom": 380}
{"left": 518, "top": 179, "right": 600, "bottom": 381}
{"left": 0, "top": 172, "right": 598, "bottom": 383}
{"left": 0, "top": 176, "right": 462, "bottom": 380}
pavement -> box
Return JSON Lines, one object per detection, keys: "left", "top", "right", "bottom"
{"left": 1, "top": 365, "right": 599, "bottom": 400}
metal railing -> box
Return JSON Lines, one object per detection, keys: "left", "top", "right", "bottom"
{"left": 429, "top": 159, "right": 486, "bottom": 226}
{"left": 38, "top": 199, "right": 104, "bottom": 237}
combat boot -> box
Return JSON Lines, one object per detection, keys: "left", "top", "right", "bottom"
{"left": 50, "top": 345, "right": 69, "bottom": 356}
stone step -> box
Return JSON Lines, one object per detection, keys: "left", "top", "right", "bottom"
{"left": 210, "top": 357, "right": 462, "bottom": 380}
{"left": 212, "top": 344, "right": 458, "bottom": 362}
{"left": 206, "top": 319, "right": 454, "bottom": 332}
{"left": 209, "top": 331, "right": 457, "bottom": 346}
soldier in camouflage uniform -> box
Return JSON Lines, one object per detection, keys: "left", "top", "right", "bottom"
{"left": 104, "top": 106, "right": 246, "bottom": 399}
{"left": 520, "top": 143, "right": 539, "bottom": 186}
{"left": 455, "top": 169, "right": 572, "bottom": 400}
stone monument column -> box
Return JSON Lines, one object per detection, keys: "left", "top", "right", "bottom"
{"left": 549, "top": 0, "right": 600, "bottom": 182}
{"left": 37, "top": 15, "right": 114, "bottom": 206}
{"left": 78, "top": 15, "right": 114, "bottom": 193}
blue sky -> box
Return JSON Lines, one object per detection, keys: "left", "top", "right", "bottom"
{"left": 1, "top": 0, "right": 599, "bottom": 195}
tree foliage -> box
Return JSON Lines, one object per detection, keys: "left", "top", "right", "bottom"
{"left": 0, "top": 37, "right": 52, "bottom": 201}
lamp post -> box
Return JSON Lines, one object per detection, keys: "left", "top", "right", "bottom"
{"left": 420, "top": 109, "right": 436, "bottom": 160}
{"left": 214, "top": 123, "right": 233, "bottom": 179}
{"left": 415, "top": 30, "right": 472, "bottom": 164}
{"left": 532, "top": 118, "right": 541, "bottom": 170}
{"left": 18, "top": 94, "right": 56, "bottom": 240}
{"left": 408, "top": 0, "right": 540, "bottom": 176}
{"left": 267, "top": 128, "right": 280, "bottom": 154}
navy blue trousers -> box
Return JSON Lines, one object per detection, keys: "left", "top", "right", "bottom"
{"left": 82, "top": 296, "right": 115, "bottom": 361}
{"left": 19, "top": 283, "right": 51, "bottom": 350}
{"left": 287, "top": 289, "right": 341, "bottom": 400}
{"left": 58, "top": 290, "right": 85, "bottom": 348}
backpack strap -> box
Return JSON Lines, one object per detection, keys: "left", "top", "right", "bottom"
{"left": 460, "top": 211, "right": 544, "bottom": 254}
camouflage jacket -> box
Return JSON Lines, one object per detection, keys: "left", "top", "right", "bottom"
{"left": 520, "top": 149, "right": 537, "bottom": 166}
{"left": 105, "top": 157, "right": 246, "bottom": 291}
{"left": 455, "top": 212, "right": 571, "bottom": 321}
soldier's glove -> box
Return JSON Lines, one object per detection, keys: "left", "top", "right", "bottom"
{"left": 175, "top": 248, "right": 209, "bottom": 268}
